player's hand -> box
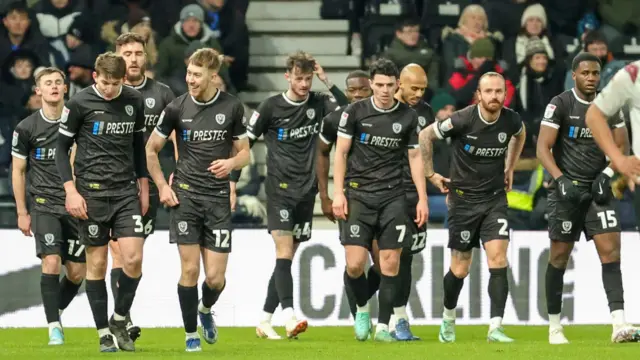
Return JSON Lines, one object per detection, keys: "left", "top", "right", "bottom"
{"left": 208, "top": 159, "right": 235, "bottom": 179}
{"left": 428, "top": 173, "right": 450, "bottom": 193}
{"left": 592, "top": 171, "right": 613, "bottom": 205}
{"left": 138, "top": 179, "right": 149, "bottom": 216}
{"left": 612, "top": 155, "right": 640, "bottom": 182}
{"left": 314, "top": 62, "right": 327, "bottom": 83}
{"left": 415, "top": 199, "right": 429, "bottom": 228}
{"left": 555, "top": 175, "right": 581, "bottom": 203}
{"left": 17, "top": 213, "right": 32, "bottom": 237}
{"left": 504, "top": 169, "right": 514, "bottom": 192}
{"left": 332, "top": 192, "right": 348, "bottom": 221}
{"left": 627, "top": 176, "right": 636, "bottom": 192}
{"left": 66, "top": 190, "right": 88, "bottom": 220}
{"left": 159, "top": 184, "right": 179, "bottom": 207}
{"left": 320, "top": 195, "right": 336, "bottom": 223}
{"left": 168, "top": 172, "right": 174, "bottom": 186}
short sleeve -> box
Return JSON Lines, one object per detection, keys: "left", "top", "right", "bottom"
{"left": 593, "top": 64, "right": 636, "bottom": 118}
{"left": 407, "top": 110, "right": 419, "bottom": 149}
{"left": 155, "top": 102, "right": 178, "bottom": 139}
{"left": 319, "top": 108, "right": 341, "bottom": 145}
{"left": 246, "top": 100, "right": 271, "bottom": 139}
{"left": 134, "top": 96, "right": 145, "bottom": 132}
{"left": 11, "top": 124, "right": 30, "bottom": 160}
{"left": 608, "top": 109, "right": 626, "bottom": 129}
{"left": 320, "top": 93, "right": 341, "bottom": 117}
{"left": 336, "top": 104, "right": 356, "bottom": 139}
{"left": 163, "top": 85, "right": 176, "bottom": 105}
{"left": 540, "top": 96, "right": 564, "bottom": 130}
{"left": 58, "top": 98, "right": 82, "bottom": 138}
{"left": 232, "top": 102, "right": 247, "bottom": 140}
{"left": 433, "top": 111, "right": 466, "bottom": 140}
{"left": 512, "top": 112, "right": 524, "bottom": 136}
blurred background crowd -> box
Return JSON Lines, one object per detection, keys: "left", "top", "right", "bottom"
{"left": 0, "top": 0, "right": 639, "bottom": 232}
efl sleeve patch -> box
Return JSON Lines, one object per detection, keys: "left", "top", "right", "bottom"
{"left": 544, "top": 104, "right": 556, "bottom": 119}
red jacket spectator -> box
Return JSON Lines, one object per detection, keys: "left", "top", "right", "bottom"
{"left": 446, "top": 38, "right": 515, "bottom": 108}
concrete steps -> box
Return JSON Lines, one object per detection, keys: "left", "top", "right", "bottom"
{"left": 250, "top": 35, "right": 348, "bottom": 56}
{"left": 247, "top": 71, "right": 351, "bottom": 93}
{"left": 248, "top": 19, "right": 349, "bottom": 33}
{"left": 246, "top": 1, "right": 322, "bottom": 20}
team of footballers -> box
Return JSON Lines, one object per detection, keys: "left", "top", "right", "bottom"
{"left": 10, "top": 30, "right": 640, "bottom": 353}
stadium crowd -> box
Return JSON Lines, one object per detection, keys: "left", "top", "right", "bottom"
{"left": 1, "top": 0, "right": 640, "bottom": 230}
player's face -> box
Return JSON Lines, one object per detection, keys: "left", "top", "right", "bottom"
{"left": 36, "top": 72, "right": 66, "bottom": 103}
{"left": 399, "top": 75, "right": 427, "bottom": 106}
{"left": 93, "top": 73, "right": 123, "bottom": 100}
{"left": 285, "top": 67, "right": 313, "bottom": 98}
{"left": 345, "top": 77, "right": 371, "bottom": 103}
{"left": 370, "top": 74, "right": 398, "bottom": 106}
{"left": 186, "top": 63, "right": 216, "bottom": 98}
{"left": 477, "top": 76, "right": 505, "bottom": 113}
{"left": 118, "top": 42, "right": 146, "bottom": 82}
{"left": 573, "top": 61, "right": 601, "bottom": 95}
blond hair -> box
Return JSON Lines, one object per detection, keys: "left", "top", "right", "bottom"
{"left": 188, "top": 48, "right": 223, "bottom": 72}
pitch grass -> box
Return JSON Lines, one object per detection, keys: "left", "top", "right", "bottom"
{"left": 1, "top": 326, "right": 639, "bottom": 359}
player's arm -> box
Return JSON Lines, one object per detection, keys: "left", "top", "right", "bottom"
{"left": 505, "top": 121, "right": 526, "bottom": 172}
{"left": 586, "top": 66, "right": 635, "bottom": 171}
{"left": 333, "top": 109, "right": 354, "bottom": 203}
{"left": 229, "top": 103, "right": 250, "bottom": 170}
{"left": 169, "top": 131, "right": 178, "bottom": 161}
{"left": 147, "top": 105, "right": 175, "bottom": 189}
{"left": 536, "top": 100, "right": 564, "bottom": 179}
{"left": 315, "top": 62, "right": 349, "bottom": 106}
{"left": 230, "top": 102, "right": 270, "bottom": 182}
{"left": 612, "top": 111, "right": 629, "bottom": 157}
{"left": 316, "top": 114, "right": 336, "bottom": 201}
{"left": 418, "top": 124, "right": 438, "bottom": 178}
{"left": 408, "top": 113, "right": 427, "bottom": 203}
{"left": 56, "top": 101, "right": 81, "bottom": 192}
{"left": 11, "top": 126, "right": 30, "bottom": 220}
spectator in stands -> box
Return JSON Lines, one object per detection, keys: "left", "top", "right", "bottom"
{"left": 0, "top": 2, "right": 50, "bottom": 69}
{"left": 65, "top": 43, "right": 93, "bottom": 98}
{"left": 483, "top": 0, "right": 530, "bottom": 40}
{"left": 155, "top": 4, "right": 226, "bottom": 83}
{"left": 514, "top": 38, "right": 563, "bottom": 158}
{"left": 33, "top": 0, "right": 83, "bottom": 68}
{"left": 1, "top": 49, "right": 38, "bottom": 120}
{"left": 541, "top": 0, "right": 594, "bottom": 37}
{"left": 441, "top": 4, "right": 502, "bottom": 78}
{"left": 501, "top": 3, "right": 564, "bottom": 83}
{"left": 381, "top": 17, "right": 440, "bottom": 90}
{"left": 446, "top": 37, "right": 515, "bottom": 108}
{"left": 100, "top": 7, "right": 159, "bottom": 73}
{"left": 563, "top": 31, "right": 626, "bottom": 91}
{"left": 191, "top": 0, "right": 253, "bottom": 91}
{"left": 430, "top": 90, "right": 456, "bottom": 122}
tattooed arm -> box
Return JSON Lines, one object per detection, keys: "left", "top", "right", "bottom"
{"left": 419, "top": 124, "right": 450, "bottom": 193}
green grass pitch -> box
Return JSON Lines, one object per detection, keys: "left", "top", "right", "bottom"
{"left": 1, "top": 326, "right": 639, "bottom": 359}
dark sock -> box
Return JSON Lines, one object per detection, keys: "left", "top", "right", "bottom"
{"left": 602, "top": 261, "right": 624, "bottom": 312}
{"left": 86, "top": 279, "right": 109, "bottom": 330}
{"left": 114, "top": 271, "right": 141, "bottom": 317}
{"left": 366, "top": 266, "right": 381, "bottom": 299}
{"left": 262, "top": 272, "right": 280, "bottom": 313}
{"left": 41, "top": 273, "right": 60, "bottom": 323}
{"left": 274, "top": 258, "right": 294, "bottom": 309}
{"left": 345, "top": 270, "right": 358, "bottom": 318}
{"left": 395, "top": 252, "right": 413, "bottom": 307}
{"left": 545, "top": 263, "right": 566, "bottom": 315}
{"left": 378, "top": 274, "right": 399, "bottom": 325}
{"left": 110, "top": 268, "right": 122, "bottom": 302}
{"left": 178, "top": 284, "right": 198, "bottom": 333}
{"left": 443, "top": 270, "right": 465, "bottom": 310}
{"left": 488, "top": 267, "right": 509, "bottom": 318}
{"left": 201, "top": 280, "right": 225, "bottom": 309}
{"left": 59, "top": 276, "right": 82, "bottom": 311}
{"left": 345, "top": 271, "right": 370, "bottom": 308}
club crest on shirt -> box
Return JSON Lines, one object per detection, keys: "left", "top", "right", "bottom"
{"left": 306, "top": 109, "right": 315, "bottom": 119}
{"left": 418, "top": 116, "right": 426, "bottom": 126}
{"left": 392, "top": 123, "right": 402, "bottom": 134}
{"left": 216, "top": 114, "right": 226, "bottom": 125}
{"left": 498, "top": 132, "right": 507, "bottom": 143}
{"left": 145, "top": 98, "right": 155, "bottom": 109}
{"left": 125, "top": 105, "right": 134, "bottom": 116}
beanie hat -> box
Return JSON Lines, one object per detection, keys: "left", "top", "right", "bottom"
{"left": 525, "top": 37, "right": 548, "bottom": 57}
{"left": 430, "top": 91, "right": 456, "bottom": 114}
{"left": 469, "top": 38, "right": 495, "bottom": 59}
{"left": 521, "top": 4, "right": 548, "bottom": 29}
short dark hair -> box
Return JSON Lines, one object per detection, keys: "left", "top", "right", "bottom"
{"left": 285, "top": 51, "right": 316, "bottom": 74}
{"left": 369, "top": 58, "right": 399, "bottom": 80}
{"left": 115, "top": 32, "right": 146, "bottom": 50}
{"left": 4, "top": 2, "right": 28, "bottom": 17}
{"left": 572, "top": 52, "right": 601, "bottom": 71}
{"left": 345, "top": 70, "right": 369, "bottom": 84}
{"left": 583, "top": 30, "right": 608, "bottom": 51}
{"left": 395, "top": 17, "right": 420, "bottom": 32}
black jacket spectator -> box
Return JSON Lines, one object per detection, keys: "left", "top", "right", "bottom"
{"left": 0, "top": 2, "right": 50, "bottom": 70}
{"left": 33, "top": 0, "right": 83, "bottom": 68}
